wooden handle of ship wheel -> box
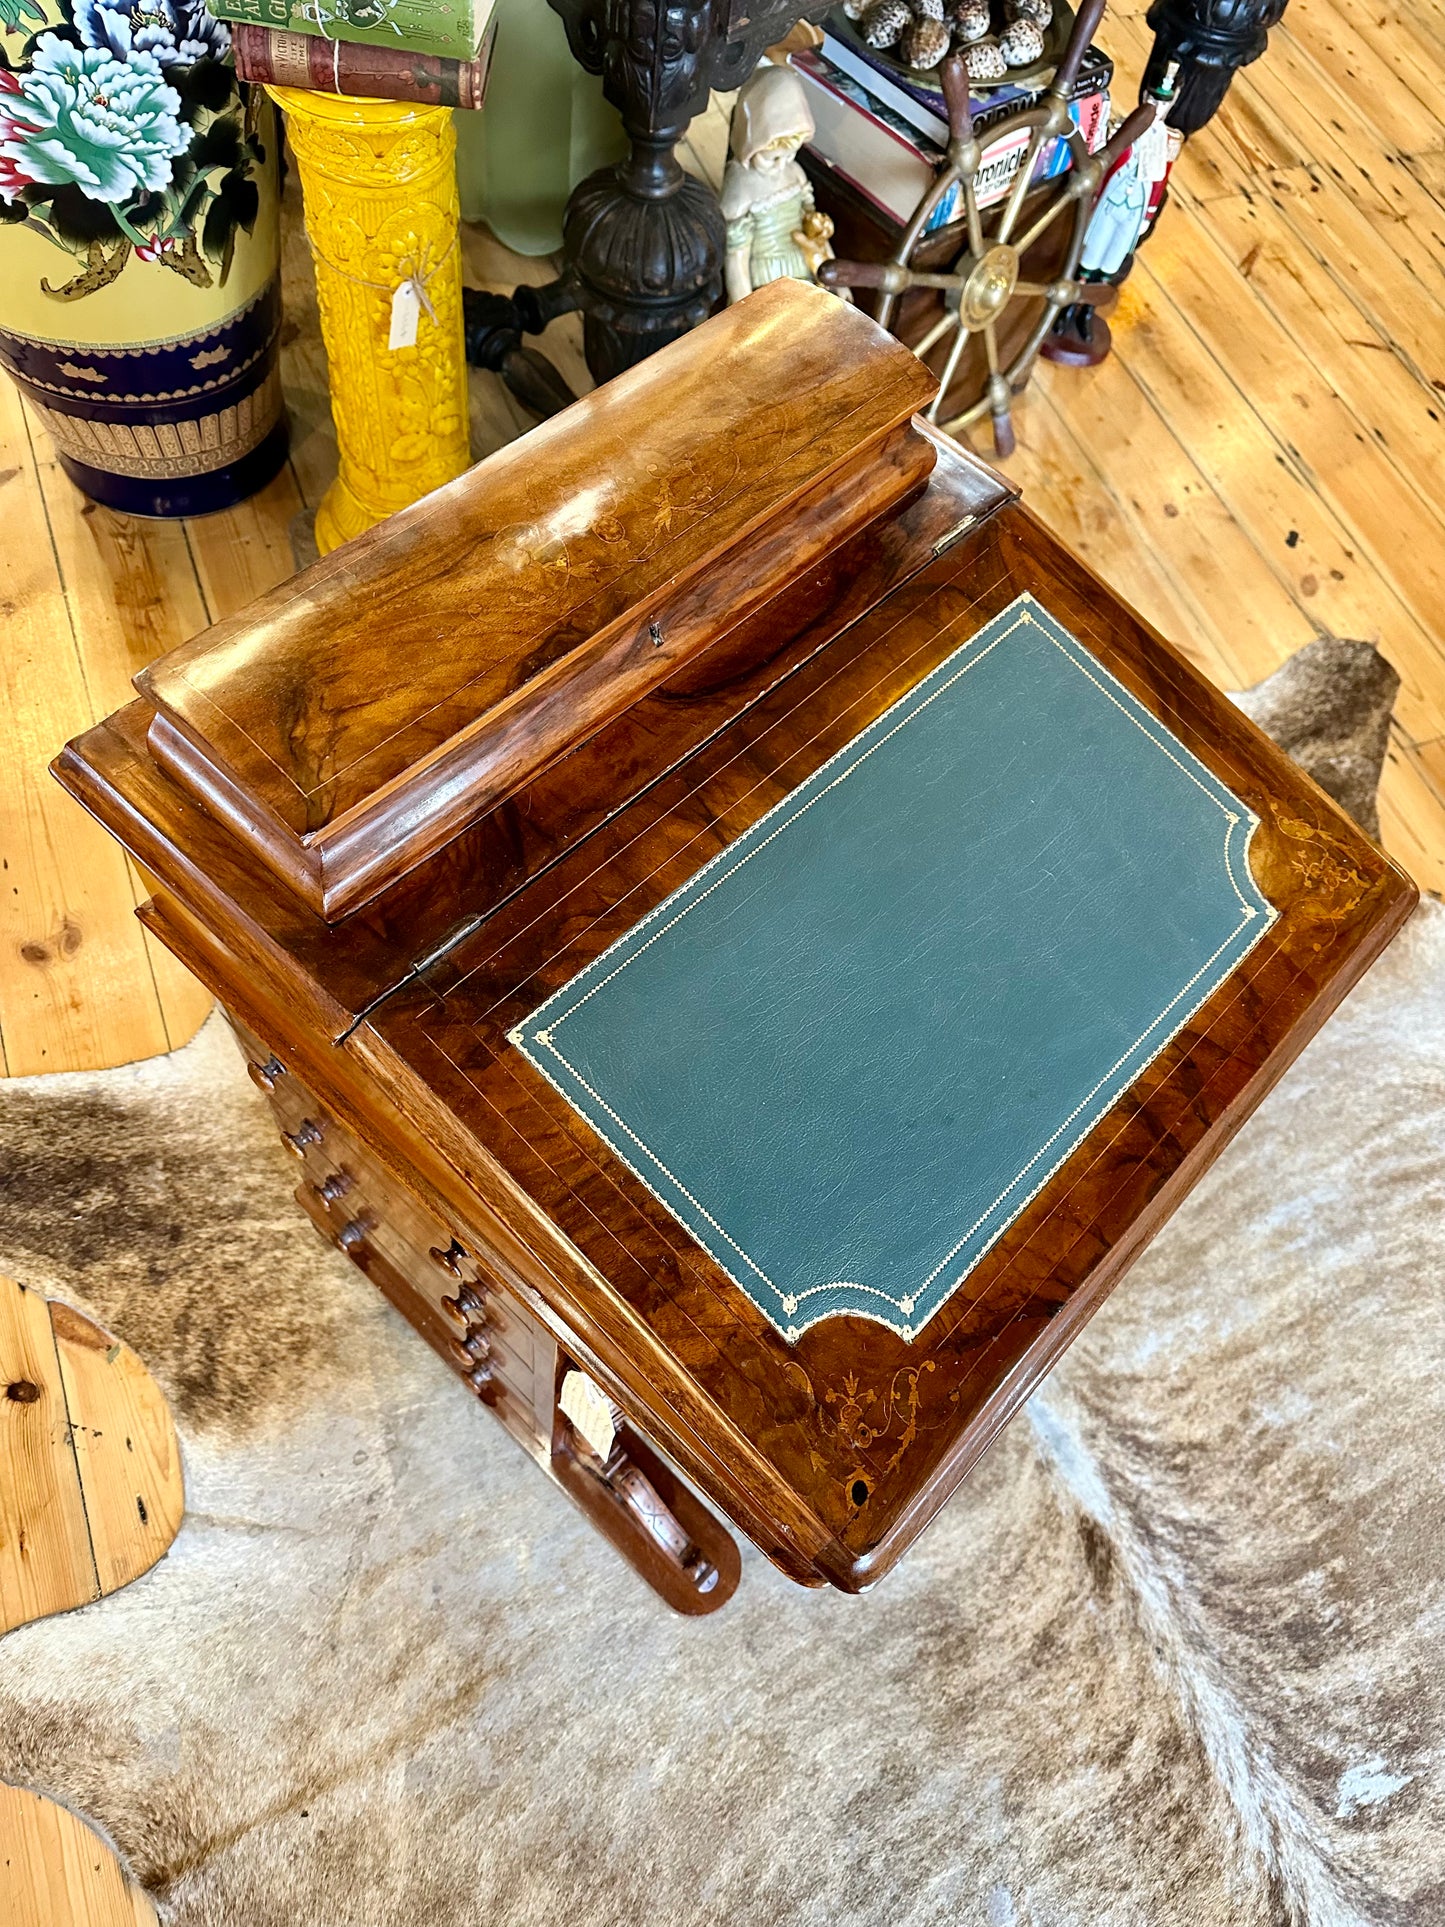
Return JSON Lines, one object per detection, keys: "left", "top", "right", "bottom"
{"left": 1051, "top": 0, "right": 1107, "bottom": 102}
{"left": 1092, "top": 101, "right": 1159, "bottom": 180}
{"left": 941, "top": 54, "right": 974, "bottom": 143}
{"left": 816, "top": 259, "right": 901, "bottom": 293}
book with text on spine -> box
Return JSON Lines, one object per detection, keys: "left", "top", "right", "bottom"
{"left": 791, "top": 46, "right": 1108, "bottom": 233}
{"left": 232, "top": 16, "right": 496, "bottom": 105}
{"left": 205, "top": 0, "right": 493, "bottom": 63}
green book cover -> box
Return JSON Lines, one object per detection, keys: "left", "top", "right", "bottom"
{"left": 206, "top": 0, "right": 492, "bottom": 62}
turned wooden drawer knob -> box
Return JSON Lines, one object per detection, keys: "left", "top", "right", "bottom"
{"left": 440, "top": 1285, "right": 486, "bottom": 1327}
{"left": 448, "top": 1328, "right": 491, "bottom": 1370}
{"left": 428, "top": 1238, "right": 469, "bottom": 1278}
{"left": 283, "top": 1118, "right": 326, "bottom": 1158}
{"left": 467, "top": 1362, "right": 499, "bottom": 1405}
{"left": 334, "top": 1217, "right": 372, "bottom": 1255}
{"left": 311, "top": 1169, "right": 354, "bottom": 1205}
{"left": 248, "top": 1054, "right": 286, "bottom": 1093}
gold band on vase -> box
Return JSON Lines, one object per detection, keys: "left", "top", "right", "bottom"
{"left": 32, "top": 363, "right": 284, "bottom": 480}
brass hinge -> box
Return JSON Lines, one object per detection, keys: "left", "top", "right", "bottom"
{"left": 931, "top": 513, "right": 977, "bottom": 557}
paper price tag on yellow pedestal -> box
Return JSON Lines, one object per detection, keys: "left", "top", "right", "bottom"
{"left": 388, "top": 279, "right": 421, "bottom": 350}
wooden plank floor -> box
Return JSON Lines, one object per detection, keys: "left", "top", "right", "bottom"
{"left": 4, "top": 0, "right": 1443, "bottom": 1077}
{"left": 0, "top": 1274, "right": 183, "bottom": 1636}
{"left": 0, "top": 1782, "right": 158, "bottom": 1927}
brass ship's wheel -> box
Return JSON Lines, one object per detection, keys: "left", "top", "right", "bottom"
{"left": 818, "top": 0, "right": 1155, "bottom": 456}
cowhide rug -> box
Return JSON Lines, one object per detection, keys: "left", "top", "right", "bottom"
{"left": 1231, "top": 637, "right": 1401, "bottom": 842}
{"left": 1, "top": 645, "right": 1439, "bottom": 1927}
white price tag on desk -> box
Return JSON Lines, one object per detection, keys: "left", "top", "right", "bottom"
{"left": 560, "top": 1368, "right": 621, "bottom": 1462}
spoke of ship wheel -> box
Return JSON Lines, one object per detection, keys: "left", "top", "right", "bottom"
{"left": 913, "top": 308, "right": 960, "bottom": 362}
{"left": 983, "top": 314, "right": 1002, "bottom": 379}
{"left": 924, "top": 313, "right": 973, "bottom": 424}
{"left": 962, "top": 169, "right": 986, "bottom": 261}
{"left": 1008, "top": 180, "right": 1079, "bottom": 259}
{"left": 982, "top": 318, "right": 1016, "bottom": 455}
{"left": 878, "top": 268, "right": 985, "bottom": 293}
{"left": 994, "top": 123, "right": 1048, "bottom": 245}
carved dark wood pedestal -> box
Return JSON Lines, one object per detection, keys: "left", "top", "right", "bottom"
{"left": 482, "top": 0, "right": 832, "bottom": 385}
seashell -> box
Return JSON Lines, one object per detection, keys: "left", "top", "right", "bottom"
{"left": 914, "top": 0, "right": 947, "bottom": 18}
{"left": 999, "top": 15, "right": 1045, "bottom": 63}
{"left": 948, "top": 0, "right": 992, "bottom": 40}
{"left": 901, "top": 14, "right": 951, "bottom": 65}
{"left": 860, "top": 0, "right": 911, "bottom": 47}
{"left": 1006, "top": 0, "right": 1052, "bottom": 22}
{"left": 964, "top": 33, "right": 1008, "bottom": 78}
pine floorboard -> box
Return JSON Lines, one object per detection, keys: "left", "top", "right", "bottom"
{"left": 0, "top": 1274, "right": 182, "bottom": 1637}
{"left": 3, "top": 0, "right": 1443, "bottom": 1077}
{"left": 0, "top": 1782, "right": 158, "bottom": 1927}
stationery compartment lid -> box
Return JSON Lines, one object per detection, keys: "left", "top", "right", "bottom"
{"left": 133, "top": 281, "right": 941, "bottom": 920}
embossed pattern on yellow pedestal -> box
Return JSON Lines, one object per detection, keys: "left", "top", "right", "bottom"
{"left": 269, "top": 88, "right": 470, "bottom": 552}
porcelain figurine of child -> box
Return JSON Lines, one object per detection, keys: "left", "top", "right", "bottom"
{"left": 722, "top": 65, "right": 840, "bottom": 305}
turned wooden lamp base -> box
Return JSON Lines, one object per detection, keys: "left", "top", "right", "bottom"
{"left": 267, "top": 87, "right": 471, "bottom": 553}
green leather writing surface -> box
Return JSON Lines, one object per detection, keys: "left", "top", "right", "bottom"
{"left": 511, "top": 595, "right": 1276, "bottom": 1342}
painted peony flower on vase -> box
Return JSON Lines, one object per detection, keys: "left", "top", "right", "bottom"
{"left": 74, "top": 0, "right": 229, "bottom": 69}
{"left": 0, "top": 0, "right": 261, "bottom": 298}
{"left": 0, "top": 37, "right": 186, "bottom": 203}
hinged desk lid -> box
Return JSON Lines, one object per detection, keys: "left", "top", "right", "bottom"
{"left": 360, "top": 509, "right": 1414, "bottom": 1588}
{"left": 507, "top": 594, "right": 1277, "bottom": 1345}
{"left": 135, "top": 282, "right": 938, "bottom": 922}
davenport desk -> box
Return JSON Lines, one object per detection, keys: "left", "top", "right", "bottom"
{"left": 55, "top": 281, "right": 1415, "bottom": 1614}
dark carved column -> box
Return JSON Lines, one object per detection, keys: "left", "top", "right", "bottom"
{"left": 537, "top": 0, "right": 833, "bottom": 381}
{"left": 1141, "top": 0, "right": 1289, "bottom": 135}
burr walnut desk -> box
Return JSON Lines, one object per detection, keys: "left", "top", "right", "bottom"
{"left": 55, "top": 281, "right": 1415, "bottom": 1614}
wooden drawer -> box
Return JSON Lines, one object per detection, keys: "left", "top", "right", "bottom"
{"left": 229, "top": 1012, "right": 553, "bottom": 1459}
{"left": 232, "top": 1016, "right": 540, "bottom": 1343}
{"left": 225, "top": 1008, "right": 742, "bottom": 1609}
{"left": 296, "top": 1127, "right": 538, "bottom": 1363}
{"left": 292, "top": 1177, "right": 551, "bottom": 1464}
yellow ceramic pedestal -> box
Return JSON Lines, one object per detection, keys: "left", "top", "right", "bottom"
{"left": 269, "top": 88, "right": 471, "bottom": 553}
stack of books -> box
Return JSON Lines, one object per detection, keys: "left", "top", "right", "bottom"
{"left": 215, "top": 0, "right": 497, "bottom": 107}
{"left": 790, "top": 25, "right": 1113, "bottom": 233}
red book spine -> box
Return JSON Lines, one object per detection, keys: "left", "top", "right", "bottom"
{"left": 231, "top": 20, "right": 495, "bottom": 110}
